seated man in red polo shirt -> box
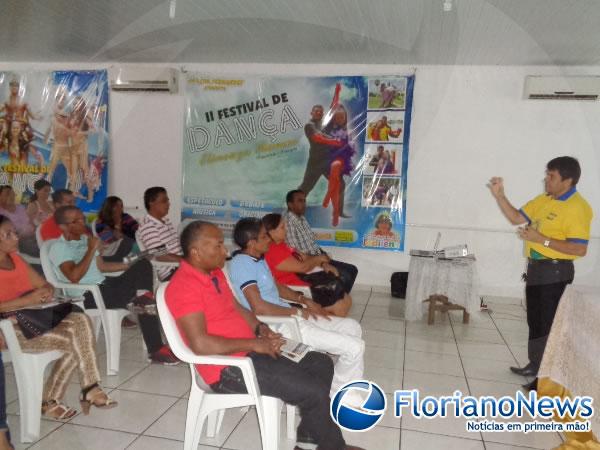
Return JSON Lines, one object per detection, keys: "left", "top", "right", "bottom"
{"left": 165, "top": 221, "right": 365, "bottom": 450}
{"left": 40, "top": 189, "right": 76, "bottom": 241}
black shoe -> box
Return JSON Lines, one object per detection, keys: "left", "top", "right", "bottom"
{"left": 522, "top": 378, "right": 538, "bottom": 392}
{"left": 510, "top": 364, "right": 537, "bottom": 377}
{"left": 339, "top": 213, "right": 352, "bottom": 219}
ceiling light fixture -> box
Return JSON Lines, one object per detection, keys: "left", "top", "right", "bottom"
{"left": 169, "top": 0, "right": 176, "bottom": 19}
{"left": 443, "top": 0, "right": 453, "bottom": 12}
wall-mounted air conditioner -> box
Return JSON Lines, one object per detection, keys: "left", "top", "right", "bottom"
{"left": 524, "top": 76, "right": 600, "bottom": 101}
{"left": 110, "top": 67, "right": 179, "bottom": 93}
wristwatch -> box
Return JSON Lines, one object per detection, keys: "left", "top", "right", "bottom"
{"left": 543, "top": 239, "right": 551, "bottom": 248}
{"left": 254, "top": 322, "right": 267, "bottom": 336}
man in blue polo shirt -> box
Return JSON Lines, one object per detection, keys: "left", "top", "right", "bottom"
{"left": 489, "top": 156, "right": 593, "bottom": 391}
{"left": 228, "top": 218, "right": 365, "bottom": 403}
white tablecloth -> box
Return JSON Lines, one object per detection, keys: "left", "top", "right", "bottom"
{"left": 405, "top": 256, "right": 480, "bottom": 321}
{"left": 538, "top": 285, "right": 600, "bottom": 432}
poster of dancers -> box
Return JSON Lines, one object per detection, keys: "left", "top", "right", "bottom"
{"left": 182, "top": 74, "right": 414, "bottom": 251}
{"left": 0, "top": 70, "right": 109, "bottom": 213}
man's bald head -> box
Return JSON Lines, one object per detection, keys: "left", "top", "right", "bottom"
{"left": 179, "top": 221, "right": 228, "bottom": 272}
{"left": 180, "top": 221, "right": 218, "bottom": 257}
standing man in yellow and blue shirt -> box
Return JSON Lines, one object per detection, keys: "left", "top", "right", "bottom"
{"left": 489, "top": 156, "right": 592, "bottom": 391}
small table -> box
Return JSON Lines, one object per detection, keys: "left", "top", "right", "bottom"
{"left": 538, "top": 285, "right": 600, "bottom": 438}
{"left": 405, "top": 255, "right": 480, "bottom": 322}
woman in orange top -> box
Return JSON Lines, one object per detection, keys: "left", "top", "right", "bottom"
{"left": 0, "top": 215, "right": 116, "bottom": 420}
{"left": 262, "top": 213, "right": 352, "bottom": 317}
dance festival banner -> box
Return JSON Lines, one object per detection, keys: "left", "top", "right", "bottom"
{"left": 0, "top": 70, "right": 109, "bottom": 213}
{"left": 182, "top": 74, "right": 414, "bottom": 251}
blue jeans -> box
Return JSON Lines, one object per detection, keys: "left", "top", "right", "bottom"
{"left": 0, "top": 352, "right": 12, "bottom": 445}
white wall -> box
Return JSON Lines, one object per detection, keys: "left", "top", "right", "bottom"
{"left": 107, "top": 64, "right": 600, "bottom": 298}
{"left": 3, "top": 62, "right": 599, "bottom": 297}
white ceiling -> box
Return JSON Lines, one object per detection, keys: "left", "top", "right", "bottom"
{"left": 3, "top": 0, "right": 600, "bottom": 65}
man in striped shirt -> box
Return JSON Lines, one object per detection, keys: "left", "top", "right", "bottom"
{"left": 138, "top": 187, "right": 182, "bottom": 280}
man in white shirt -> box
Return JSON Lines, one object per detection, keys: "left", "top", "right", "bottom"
{"left": 137, "top": 187, "right": 182, "bottom": 280}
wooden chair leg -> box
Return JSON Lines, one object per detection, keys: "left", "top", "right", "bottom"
{"left": 427, "top": 297, "right": 435, "bottom": 325}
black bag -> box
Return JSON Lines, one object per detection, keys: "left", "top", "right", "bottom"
{"left": 210, "top": 365, "right": 246, "bottom": 394}
{"left": 391, "top": 272, "right": 409, "bottom": 298}
{"left": 297, "top": 271, "right": 346, "bottom": 307}
{"left": 15, "top": 302, "right": 82, "bottom": 339}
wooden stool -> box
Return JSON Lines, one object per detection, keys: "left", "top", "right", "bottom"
{"left": 423, "top": 294, "right": 470, "bottom": 325}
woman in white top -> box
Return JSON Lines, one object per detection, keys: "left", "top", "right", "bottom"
{"left": 26, "top": 179, "right": 54, "bottom": 227}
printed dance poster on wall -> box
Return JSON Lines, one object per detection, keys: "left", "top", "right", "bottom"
{"left": 0, "top": 70, "right": 109, "bottom": 213}
{"left": 182, "top": 74, "right": 414, "bottom": 251}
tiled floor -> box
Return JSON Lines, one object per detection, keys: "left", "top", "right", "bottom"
{"left": 4, "top": 287, "right": 565, "bottom": 450}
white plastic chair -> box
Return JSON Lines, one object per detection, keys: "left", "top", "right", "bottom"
{"left": 0, "top": 320, "right": 63, "bottom": 443}
{"left": 40, "top": 240, "right": 129, "bottom": 375}
{"left": 222, "top": 264, "right": 301, "bottom": 439}
{"left": 156, "top": 282, "right": 298, "bottom": 450}
{"left": 17, "top": 252, "right": 41, "bottom": 266}
{"left": 35, "top": 224, "right": 43, "bottom": 249}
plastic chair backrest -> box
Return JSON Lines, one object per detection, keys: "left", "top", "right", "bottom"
{"left": 40, "top": 239, "right": 60, "bottom": 285}
{"left": 156, "top": 282, "right": 212, "bottom": 391}
{"left": 35, "top": 224, "right": 43, "bottom": 248}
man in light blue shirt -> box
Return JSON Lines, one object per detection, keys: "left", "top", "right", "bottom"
{"left": 228, "top": 218, "right": 365, "bottom": 402}
{"left": 229, "top": 253, "right": 289, "bottom": 311}
{"left": 49, "top": 234, "right": 105, "bottom": 296}
{"left": 47, "top": 205, "right": 178, "bottom": 365}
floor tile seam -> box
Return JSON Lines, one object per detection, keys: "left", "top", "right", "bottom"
{"left": 487, "top": 312, "right": 524, "bottom": 367}
{"left": 30, "top": 421, "right": 139, "bottom": 446}
{"left": 11, "top": 419, "right": 69, "bottom": 449}
{"left": 449, "top": 311, "right": 489, "bottom": 444}
{"left": 126, "top": 433, "right": 214, "bottom": 449}
{"left": 109, "top": 387, "right": 185, "bottom": 399}
{"left": 219, "top": 407, "right": 251, "bottom": 448}
{"left": 107, "top": 364, "right": 155, "bottom": 390}
{"left": 136, "top": 395, "right": 187, "bottom": 441}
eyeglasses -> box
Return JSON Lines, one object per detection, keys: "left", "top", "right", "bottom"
{"left": 0, "top": 230, "right": 19, "bottom": 240}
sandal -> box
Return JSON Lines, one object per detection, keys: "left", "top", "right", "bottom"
{"left": 80, "top": 383, "right": 118, "bottom": 415}
{"left": 41, "top": 400, "right": 77, "bottom": 420}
